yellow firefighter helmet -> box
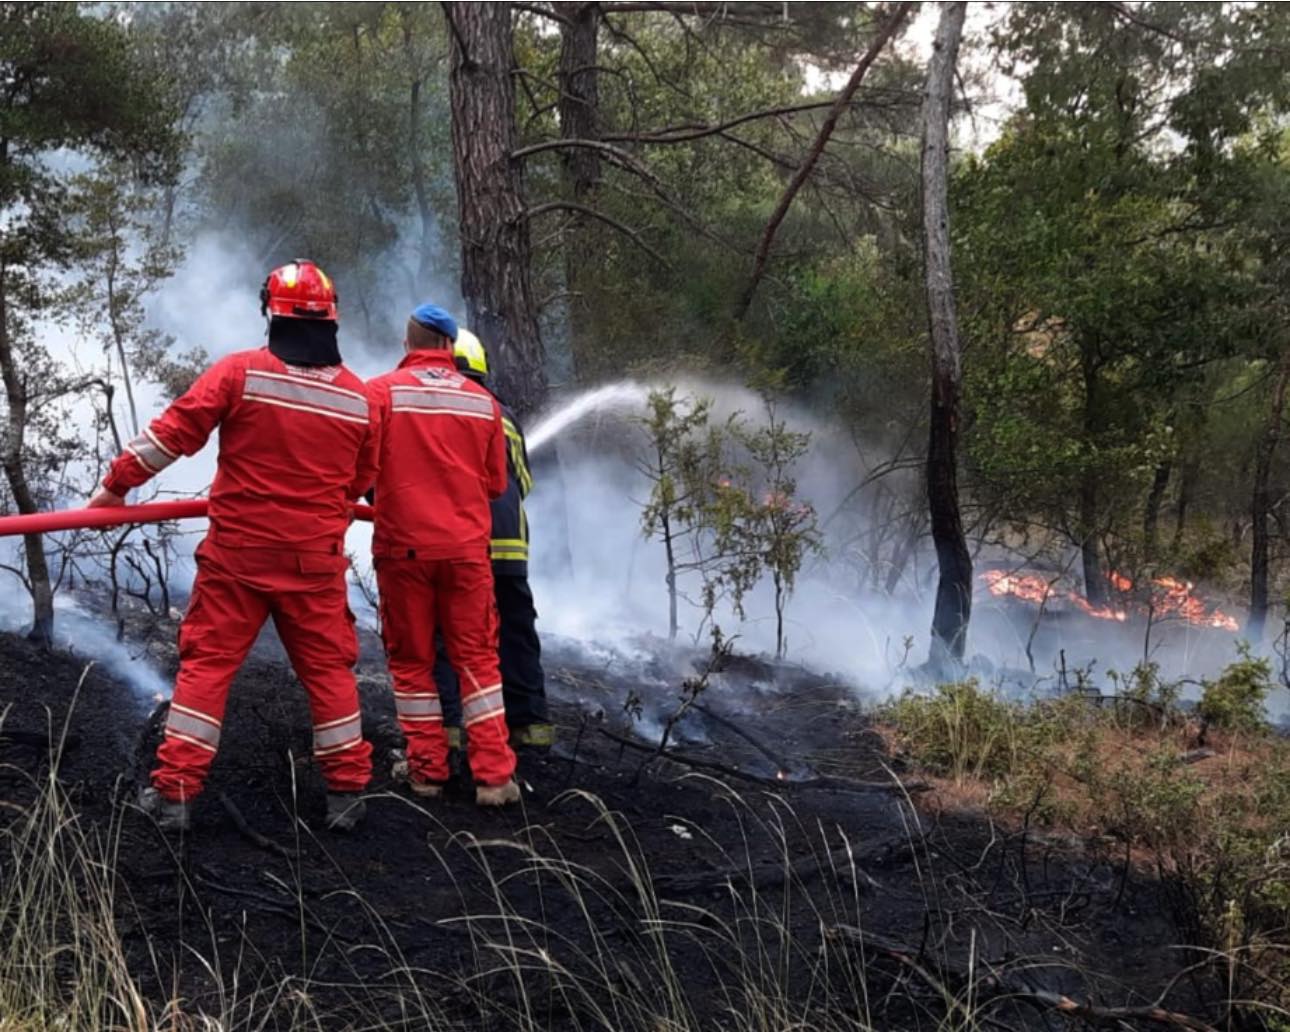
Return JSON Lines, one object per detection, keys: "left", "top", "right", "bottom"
{"left": 453, "top": 328, "right": 488, "bottom": 378}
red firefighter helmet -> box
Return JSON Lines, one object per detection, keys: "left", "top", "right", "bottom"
{"left": 260, "top": 259, "right": 339, "bottom": 321}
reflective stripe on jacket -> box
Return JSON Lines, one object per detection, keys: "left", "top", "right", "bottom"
{"left": 102, "top": 347, "right": 378, "bottom": 551}
{"left": 367, "top": 349, "right": 507, "bottom": 559}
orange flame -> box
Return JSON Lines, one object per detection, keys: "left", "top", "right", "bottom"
{"left": 981, "top": 568, "right": 1237, "bottom": 631}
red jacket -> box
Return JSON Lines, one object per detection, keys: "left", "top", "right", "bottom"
{"left": 366, "top": 349, "right": 507, "bottom": 559}
{"left": 103, "top": 347, "right": 378, "bottom": 551}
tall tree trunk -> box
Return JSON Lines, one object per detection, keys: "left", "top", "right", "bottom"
{"left": 920, "top": 1, "right": 969, "bottom": 668}
{"left": 1143, "top": 460, "right": 1171, "bottom": 562}
{"left": 0, "top": 266, "right": 54, "bottom": 643}
{"left": 1172, "top": 455, "right": 1198, "bottom": 552}
{"left": 556, "top": 1, "right": 600, "bottom": 379}
{"left": 1248, "top": 347, "right": 1290, "bottom": 641}
{"left": 1078, "top": 339, "right": 1106, "bottom": 606}
{"left": 444, "top": 2, "right": 547, "bottom": 416}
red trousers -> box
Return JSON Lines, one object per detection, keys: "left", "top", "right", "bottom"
{"left": 153, "top": 538, "right": 372, "bottom": 801}
{"left": 377, "top": 553, "right": 516, "bottom": 786}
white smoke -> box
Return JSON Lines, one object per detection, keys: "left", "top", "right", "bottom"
{"left": 522, "top": 380, "right": 1289, "bottom": 718}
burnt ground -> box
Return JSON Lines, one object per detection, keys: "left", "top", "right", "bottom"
{"left": 0, "top": 616, "right": 1228, "bottom": 1030}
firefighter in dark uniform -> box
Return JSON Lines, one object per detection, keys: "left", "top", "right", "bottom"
{"left": 434, "top": 329, "right": 553, "bottom": 752}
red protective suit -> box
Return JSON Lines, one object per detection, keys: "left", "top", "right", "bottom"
{"left": 367, "top": 348, "right": 515, "bottom": 787}
{"left": 104, "top": 347, "right": 378, "bottom": 801}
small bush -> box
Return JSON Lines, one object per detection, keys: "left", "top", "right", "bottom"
{"left": 1197, "top": 646, "right": 1271, "bottom": 734}
{"left": 881, "top": 680, "right": 1026, "bottom": 785}
{"left": 878, "top": 658, "right": 1290, "bottom": 1021}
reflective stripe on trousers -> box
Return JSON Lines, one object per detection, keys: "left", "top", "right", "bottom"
{"left": 165, "top": 701, "right": 221, "bottom": 752}
{"left": 394, "top": 691, "right": 443, "bottom": 722}
{"left": 314, "top": 710, "right": 363, "bottom": 756}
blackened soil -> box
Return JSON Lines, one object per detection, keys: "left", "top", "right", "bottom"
{"left": 0, "top": 626, "right": 1220, "bottom": 1030}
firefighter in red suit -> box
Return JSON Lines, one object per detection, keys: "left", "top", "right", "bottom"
{"left": 88, "top": 260, "right": 378, "bottom": 833}
{"left": 367, "top": 304, "right": 520, "bottom": 806}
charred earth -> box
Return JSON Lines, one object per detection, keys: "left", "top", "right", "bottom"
{"left": 0, "top": 620, "right": 1236, "bottom": 1031}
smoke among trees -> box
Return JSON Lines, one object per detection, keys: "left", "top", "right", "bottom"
{"left": 2, "top": 1, "right": 1290, "bottom": 682}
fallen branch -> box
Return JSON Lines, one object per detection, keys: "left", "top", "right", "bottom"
{"left": 192, "top": 865, "right": 336, "bottom": 937}
{"left": 218, "top": 791, "right": 296, "bottom": 860}
{"left": 690, "top": 701, "right": 794, "bottom": 773}
{"left": 828, "top": 925, "right": 1219, "bottom": 1032}
{"left": 597, "top": 727, "right": 926, "bottom": 794}
{"left": 656, "top": 832, "right": 910, "bottom": 896}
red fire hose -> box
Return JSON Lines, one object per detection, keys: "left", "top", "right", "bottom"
{"left": 0, "top": 501, "right": 376, "bottom": 537}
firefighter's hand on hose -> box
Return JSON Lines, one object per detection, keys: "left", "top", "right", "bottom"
{"left": 88, "top": 486, "right": 126, "bottom": 508}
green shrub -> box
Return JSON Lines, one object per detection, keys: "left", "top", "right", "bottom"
{"left": 1198, "top": 646, "right": 1271, "bottom": 734}
{"left": 882, "top": 680, "right": 1025, "bottom": 785}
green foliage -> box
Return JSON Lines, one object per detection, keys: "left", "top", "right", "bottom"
{"left": 881, "top": 680, "right": 1024, "bottom": 785}
{"left": 636, "top": 386, "right": 820, "bottom": 656}
{"left": 882, "top": 654, "right": 1290, "bottom": 1015}
{"left": 1105, "top": 662, "right": 1181, "bottom": 732}
{"left": 707, "top": 398, "right": 822, "bottom": 658}
{"left": 636, "top": 387, "right": 723, "bottom": 641}
{"left": 1197, "top": 645, "right": 1271, "bottom": 734}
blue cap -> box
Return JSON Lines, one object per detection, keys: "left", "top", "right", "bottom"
{"left": 410, "top": 303, "right": 458, "bottom": 342}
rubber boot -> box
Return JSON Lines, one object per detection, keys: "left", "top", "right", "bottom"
{"left": 138, "top": 786, "right": 192, "bottom": 832}
{"left": 475, "top": 780, "right": 521, "bottom": 807}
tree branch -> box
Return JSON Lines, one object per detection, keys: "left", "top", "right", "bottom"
{"left": 518, "top": 201, "right": 671, "bottom": 268}
{"left": 734, "top": 1, "right": 914, "bottom": 318}
{"left": 602, "top": 94, "right": 914, "bottom": 146}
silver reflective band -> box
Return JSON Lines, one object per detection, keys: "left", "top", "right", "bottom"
{"left": 244, "top": 370, "right": 369, "bottom": 424}
{"left": 462, "top": 684, "right": 505, "bottom": 727}
{"left": 127, "top": 428, "right": 178, "bottom": 474}
{"left": 390, "top": 387, "right": 494, "bottom": 419}
{"left": 165, "top": 702, "right": 221, "bottom": 752}
{"left": 394, "top": 693, "right": 443, "bottom": 720}
{"left": 314, "top": 712, "right": 363, "bottom": 756}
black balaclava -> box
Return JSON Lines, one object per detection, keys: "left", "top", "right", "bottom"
{"left": 267, "top": 316, "right": 342, "bottom": 367}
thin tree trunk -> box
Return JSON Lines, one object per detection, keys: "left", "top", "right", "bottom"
{"left": 1079, "top": 339, "right": 1106, "bottom": 606}
{"left": 106, "top": 208, "right": 140, "bottom": 436}
{"left": 921, "top": 1, "right": 969, "bottom": 668}
{"left": 556, "top": 1, "right": 601, "bottom": 379}
{"left": 774, "top": 569, "right": 785, "bottom": 659}
{"left": 401, "top": 7, "right": 437, "bottom": 293}
{"left": 1172, "top": 456, "right": 1198, "bottom": 552}
{"left": 1143, "top": 460, "right": 1171, "bottom": 562}
{"left": 884, "top": 515, "right": 922, "bottom": 596}
{"left": 0, "top": 264, "right": 54, "bottom": 643}
{"left": 1248, "top": 347, "right": 1290, "bottom": 641}
{"left": 444, "top": 2, "right": 546, "bottom": 416}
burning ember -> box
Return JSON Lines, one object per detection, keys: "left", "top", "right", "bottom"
{"left": 981, "top": 569, "right": 1238, "bottom": 632}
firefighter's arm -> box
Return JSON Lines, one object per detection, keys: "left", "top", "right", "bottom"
{"left": 486, "top": 402, "right": 508, "bottom": 500}
{"left": 504, "top": 413, "right": 534, "bottom": 500}
{"left": 98, "top": 356, "right": 240, "bottom": 498}
{"left": 348, "top": 382, "right": 383, "bottom": 501}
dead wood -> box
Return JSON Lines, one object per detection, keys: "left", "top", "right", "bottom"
{"left": 689, "top": 701, "right": 793, "bottom": 773}
{"left": 218, "top": 791, "right": 296, "bottom": 860}
{"left": 655, "top": 832, "right": 910, "bottom": 897}
{"left": 828, "top": 924, "right": 1219, "bottom": 1032}
{"left": 192, "top": 865, "right": 337, "bottom": 938}
{"left": 597, "top": 727, "right": 927, "bottom": 794}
